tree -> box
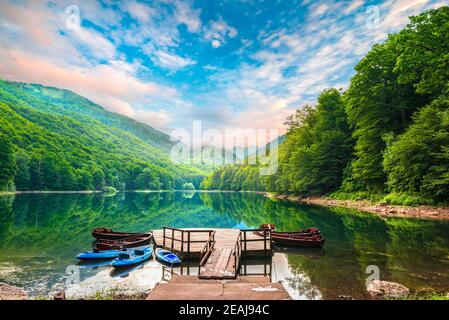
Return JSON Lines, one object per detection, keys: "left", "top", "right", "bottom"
{"left": 383, "top": 96, "right": 449, "bottom": 203}
{"left": 92, "top": 167, "right": 106, "bottom": 190}
{"left": 136, "top": 168, "right": 160, "bottom": 190}
{"left": 0, "top": 134, "right": 16, "bottom": 190}
{"left": 395, "top": 7, "right": 449, "bottom": 97}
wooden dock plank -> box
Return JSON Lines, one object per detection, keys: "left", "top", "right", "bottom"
{"left": 198, "top": 229, "right": 241, "bottom": 279}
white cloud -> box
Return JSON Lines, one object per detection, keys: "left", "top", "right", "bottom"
{"left": 211, "top": 40, "right": 221, "bottom": 48}
{"left": 152, "top": 50, "right": 196, "bottom": 71}
{"left": 309, "top": 3, "right": 332, "bottom": 18}
{"left": 68, "top": 27, "right": 117, "bottom": 60}
{"left": 173, "top": 0, "right": 202, "bottom": 32}
{"left": 204, "top": 17, "right": 238, "bottom": 48}
{"left": 123, "top": 0, "right": 155, "bottom": 24}
{"left": 343, "top": 0, "right": 365, "bottom": 15}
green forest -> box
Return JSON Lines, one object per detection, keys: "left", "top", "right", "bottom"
{"left": 0, "top": 81, "right": 204, "bottom": 192}
{"left": 201, "top": 7, "right": 449, "bottom": 206}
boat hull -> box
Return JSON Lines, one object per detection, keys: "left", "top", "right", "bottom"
{"left": 92, "top": 228, "right": 149, "bottom": 241}
{"left": 112, "top": 247, "right": 153, "bottom": 268}
{"left": 272, "top": 236, "right": 326, "bottom": 248}
{"left": 76, "top": 249, "right": 124, "bottom": 260}
{"left": 155, "top": 248, "right": 181, "bottom": 265}
{"left": 95, "top": 233, "right": 153, "bottom": 250}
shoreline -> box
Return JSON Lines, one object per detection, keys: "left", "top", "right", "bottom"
{"left": 2, "top": 189, "right": 448, "bottom": 221}
{"left": 0, "top": 189, "right": 240, "bottom": 196}
{"left": 265, "top": 193, "right": 449, "bottom": 221}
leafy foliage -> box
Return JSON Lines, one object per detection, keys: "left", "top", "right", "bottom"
{"left": 0, "top": 133, "right": 16, "bottom": 191}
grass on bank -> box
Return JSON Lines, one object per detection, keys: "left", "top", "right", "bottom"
{"left": 330, "top": 191, "right": 444, "bottom": 207}
{"left": 391, "top": 290, "right": 449, "bottom": 300}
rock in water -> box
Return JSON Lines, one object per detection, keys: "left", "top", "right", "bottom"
{"left": 0, "top": 283, "right": 28, "bottom": 300}
{"left": 367, "top": 280, "right": 409, "bottom": 298}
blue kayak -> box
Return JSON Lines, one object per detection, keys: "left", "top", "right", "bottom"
{"left": 112, "top": 246, "right": 153, "bottom": 268}
{"left": 77, "top": 259, "right": 114, "bottom": 269}
{"left": 155, "top": 248, "right": 181, "bottom": 265}
{"left": 76, "top": 249, "right": 125, "bottom": 260}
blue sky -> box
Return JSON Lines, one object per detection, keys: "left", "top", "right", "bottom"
{"left": 0, "top": 0, "right": 446, "bottom": 143}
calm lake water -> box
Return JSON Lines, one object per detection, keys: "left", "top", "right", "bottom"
{"left": 1, "top": 191, "right": 449, "bottom": 299}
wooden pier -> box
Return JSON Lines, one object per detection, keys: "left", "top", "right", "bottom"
{"left": 152, "top": 227, "right": 272, "bottom": 279}
{"left": 148, "top": 227, "right": 291, "bottom": 300}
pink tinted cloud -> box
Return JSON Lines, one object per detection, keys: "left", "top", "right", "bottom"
{"left": 0, "top": 48, "right": 177, "bottom": 118}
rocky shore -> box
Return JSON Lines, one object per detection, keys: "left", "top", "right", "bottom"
{"left": 266, "top": 194, "right": 449, "bottom": 220}
{"left": 0, "top": 283, "right": 28, "bottom": 300}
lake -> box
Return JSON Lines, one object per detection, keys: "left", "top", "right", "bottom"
{"left": 1, "top": 191, "right": 448, "bottom": 299}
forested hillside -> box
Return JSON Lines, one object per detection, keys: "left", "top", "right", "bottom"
{"left": 201, "top": 7, "right": 449, "bottom": 205}
{"left": 0, "top": 81, "right": 203, "bottom": 191}
{"left": 0, "top": 81, "right": 175, "bottom": 153}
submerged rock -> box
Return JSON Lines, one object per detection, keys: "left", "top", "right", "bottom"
{"left": 367, "top": 280, "right": 410, "bottom": 298}
{"left": 0, "top": 283, "right": 28, "bottom": 300}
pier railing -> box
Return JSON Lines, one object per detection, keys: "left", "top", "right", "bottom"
{"left": 199, "top": 231, "right": 216, "bottom": 266}
{"left": 162, "top": 227, "right": 215, "bottom": 257}
{"left": 229, "top": 232, "right": 242, "bottom": 277}
{"left": 240, "top": 228, "right": 272, "bottom": 259}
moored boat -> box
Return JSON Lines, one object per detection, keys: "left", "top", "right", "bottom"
{"left": 256, "top": 224, "right": 325, "bottom": 248}
{"left": 256, "top": 224, "right": 321, "bottom": 237}
{"left": 155, "top": 247, "right": 181, "bottom": 266}
{"left": 92, "top": 227, "right": 150, "bottom": 241}
{"left": 77, "top": 259, "right": 115, "bottom": 268}
{"left": 111, "top": 247, "right": 153, "bottom": 268}
{"left": 76, "top": 248, "right": 126, "bottom": 260}
{"left": 270, "top": 234, "right": 326, "bottom": 248}
{"left": 95, "top": 233, "right": 153, "bottom": 250}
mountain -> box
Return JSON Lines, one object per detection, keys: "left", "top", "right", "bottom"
{"left": 245, "top": 135, "right": 286, "bottom": 164}
{"left": 232, "top": 146, "right": 257, "bottom": 160}
{"left": 185, "top": 145, "right": 239, "bottom": 169}
{"left": 2, "top": 81, "right": 176, "bottom": 153}
{"left": 0, "top": 80, "right": 204, "bottom": 191}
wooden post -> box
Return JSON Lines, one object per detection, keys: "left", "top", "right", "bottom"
{"left": 171, "top": 228, "right": 174, "bottom": 251}
{"left": 187, "top": 232, "right": 190, "bottom": 255}
{"left": 181, "top": 230, "right": 184, "bottom": 255}
{"left": 264, "top": 230, "right": 267, "bottom": 259}
{"left": 163, "top": 227, "right": 166, "bottom": 248}
{"left": 243, "top": 230, "right": 247, "bottom": 252}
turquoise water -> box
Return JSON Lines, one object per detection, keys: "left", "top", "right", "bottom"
{"left": 0, "top": 192, "right": 448, "bottom": 299}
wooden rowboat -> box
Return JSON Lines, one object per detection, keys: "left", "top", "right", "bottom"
{"left": 95, "top": 233, "right": 153, "bottom": 250}
{"left": 269, "top": 234, "right": 326, "bottom": 248}
{"left": 257, "top": 225, "right": 321, "bottom": 237}
{"left": 92, "top": 227, "right": 149, "bottom": 241}
{"left": 256, "top": 224, "right": 325, "bottom": 248}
